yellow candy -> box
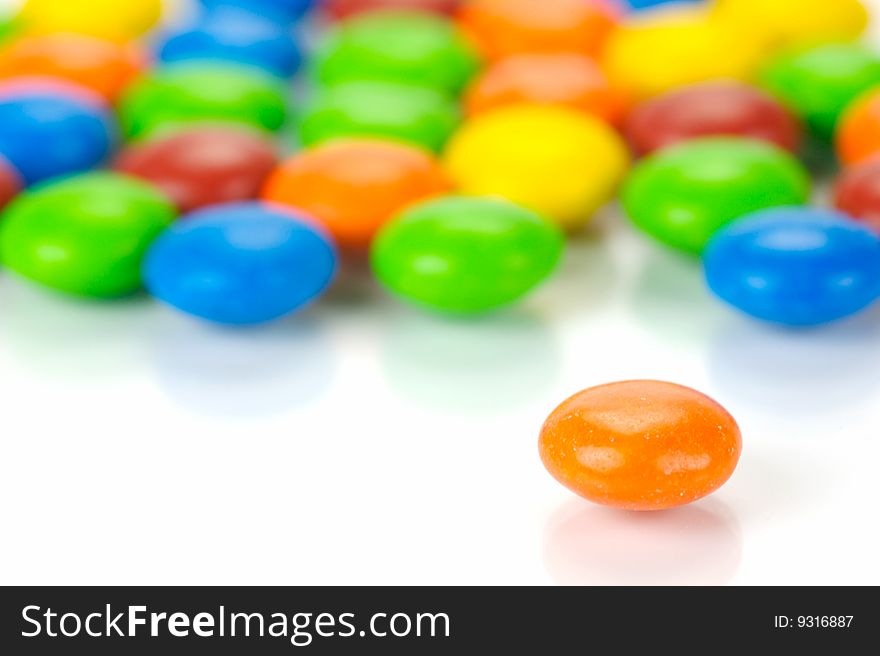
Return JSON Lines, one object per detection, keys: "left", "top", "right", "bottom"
{"left": 713, "top": 0, "right": 868, "bottom": 52}
{"left": 602, "top": 8, "right": 764, "bottom": 102}
{"left": 19, "top": 0, "right": 162, "bottom": 42}
{"left": 443, "top": 104, "right": 629, "bottom": 229}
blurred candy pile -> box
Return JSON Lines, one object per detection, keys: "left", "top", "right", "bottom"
{"left": 0, "top": 0, "right": 880, "bottom": 327}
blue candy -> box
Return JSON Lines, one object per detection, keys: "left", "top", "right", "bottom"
{"left": 704, "top": 207, "right": 880, "bottom": 326}
{"left": 158, "top": 7, "right": 303, "bottom": 78}
{"left": 143, "top": 203, "right": 337, "bottom": 326}
{"left": 0, "top": 91, "right": 116, "bottom": 186}
{"left": 197, "top": 0, "right": 318, "bottom": 23}
{"left": 623, "top": 0, "right": 703, "bottom": 10}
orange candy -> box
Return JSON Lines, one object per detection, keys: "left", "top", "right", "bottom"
{"left": 0, "top": 34, "right": 146, "bottom": 103}
{"left": 458, "top": 0, "right": 619, "bottom": 61}
{"left": 539, "top": 380, "right": 742, "bottom": 511}
{"left": 464, "top": 53, "right": 626, "bottom": 122}
{"left": 262, "top": 139, "right": 451, "bottom": 249}
{"left": 837, "top": 89, "right": 880, "bottom": 165}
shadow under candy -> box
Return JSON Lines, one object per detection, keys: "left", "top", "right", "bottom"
{"left": 319, "top": 254, "right": 385, "bottom": 309}
{"left": 800, "top": 133, "right": 840, "bottom": 180}
{"left": 707, "top": 306, "right": 880, "bottom": 421}
{"left": 0, "top": 276, "right": 159, "bottom": 380}
{"left": 543, "top": 497, "right": 742, "bottom": 586}
{"left": 528, "top": 219, "right": 618, "bottom": 319}
{"left": 381, "top": 307, "right": 563, "bottom": 414}
{"left": 152, "top": 310, "right": 336, "bottom": 419}
{"left": 629, "top": 247, "right": 726, "bottom": 348}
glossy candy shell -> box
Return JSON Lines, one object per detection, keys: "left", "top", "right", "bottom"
{"left": 464, "top": 53, "right": 624, "bottom": 123}
{"left": 0, "top": 34, "right": 146, "bottom": 103}
{"left": 119, "top": 63, "right": 288, "bottom": 140}
{"left": 198, "top": 0, "right": 317, "bottom": 22}
{"left": 625, "top": 81, "right": 800, "bottom": 156}
{"left": 0, "top": 89, "right": 116, "bottom": 185}
{"left": 622, "top": 137, "right": 810, "bottom": 254}
{"left": 158, "top": 7, "right": 303, "bottom": 78}
{"left": 837, "top": 90, "right": 880, "bottom": 165}
{"left": 623, "top": 0, "right": 702, "bottom": 9}
{"left": 143, "top": 203, "right": 337, "bottom": 326}
{"left": 315, "top": 10, "right": 480, "bottom": 96}
{"left": 19, "top": 0, "right": 163, "bottom": 42}
{"left": 371, "top": 196, "right": 564, "bottom": 313}
{"left": 459, "top": 0, "right": 618, "bottom": 61}
{"left": 834, "top": 157, "right": 880, "bottom": 232}
{"left": 443, "top": 104, "right": 629, "bottom": 229}
{"left": 299, "top": 81, "right": 459, "bottom": 153}
{"left": 0, "top": 173, "right": 177, "bottom": 297}
{"left": 325, "top": 0, "right": 460, "bottom": 20}
{"left": 262, "top": 139, "right": 450, "bottom": 249}
{"left": 602, "top": 9, "right": 763, "bottom": 102}
{"left": 760, "top": 43, "right": 880, "bottom": 140}
{"left": 704, "top": 208, "right": 880, "bottom": 326}
{"left": 713, "top": 0, "right": 868, "bottom": 52}
{"left": 114, "top": 127, "right": 279, "bottom": 214}
{"left": 539, "top": 380, "right": 742, "bottom": 511}
{"left": 0, "top": 155, "right": 21, "bottom": 209}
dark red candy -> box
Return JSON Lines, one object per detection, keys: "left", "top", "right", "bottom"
{"left": 325, "top": 0, "right": 460, "bottom": 20}
{"left": 0, "top": 155, "right": 22, "bottom": 209}
{"left": 113, "top": 127, "right": 279, "bottom": 214}
{"left": 834, "top": 157, "right": 880, "bottom": 232}
{"left": 625, "top": 81, "right": 801, "bottom": 156}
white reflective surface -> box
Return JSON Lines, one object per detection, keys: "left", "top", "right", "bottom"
{"left": 1, "top": 0, "right": 879, "bottom": 586}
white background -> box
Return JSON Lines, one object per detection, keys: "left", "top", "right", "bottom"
{"left": 1, "top": 0, "right": 880, "bottom": 586}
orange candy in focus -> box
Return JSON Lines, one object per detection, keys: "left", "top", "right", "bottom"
{"left": 837, "top": 90, "right": 880, "bottom": 165}
{"left": 539, "top": 380, "right": 742, "bottom": 511}
{"left": 465, "top": 53, "right": 626, "bottom": 122}
{"left": 262, "top": 139, "right": 451, "bottom": 249}
{"left": 0, "top": 34, "right": 146, "bottom": 103}
{"left": 458, "top": 0, "right": 618, "bottom": 61}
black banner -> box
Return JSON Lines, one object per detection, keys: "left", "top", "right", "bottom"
{"left": 0, "top": 586, "right": 875, "bottom": 653}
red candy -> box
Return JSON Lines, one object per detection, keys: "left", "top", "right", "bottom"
{"left": 834, "top": 157, "right": 880, "bottom": 232}
{"left": 325, "top": 0, "right": 460, "bottom": 19}
{"left": 625, "top": 82, "right": 801, "bottom": 157}
{"left": 114, "top": 127, "right": 279, "bottom": 214}
{"left": 0, "top": 156, "right": 22, "bottom": 209}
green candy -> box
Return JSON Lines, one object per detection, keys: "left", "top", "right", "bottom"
{"left": 761, "top": 43, "right": 880, "bottom": 140}
{"left": 299, "top": 80, "right": 459, "bottom": 152}
{"left": 315, "top": 11, "right": 481, "bottom": 96}
{"left": 0, "top": 16, "right": 19, "bottom": 44}
{"left": 0, "top": 173, "right": 177, "bottom": 297}
{"left": 371, "top": 196, "right": 564, "bottom": 313}
{"left": 118, "top": 63, "right": 289, "bottom": 140}
{"left": 623, "top": 137, "right": 811, "bottom": 254}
